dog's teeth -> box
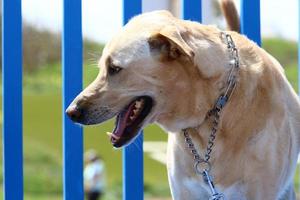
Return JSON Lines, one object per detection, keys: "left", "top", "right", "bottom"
{"left": 135, "top": 101, "right": 142, "bottom": 108}
{"left": 106, "top": 132, "right": 112, "bottom": 136}
{"left": 130, "top": 116, "right": 135, "bottom": 120}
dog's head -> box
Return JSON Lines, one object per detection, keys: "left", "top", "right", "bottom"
{"left": 66, "top": 11, "right": 228, "bottom": 148}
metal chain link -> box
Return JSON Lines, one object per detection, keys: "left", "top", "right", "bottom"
{"left": 183, "top": 31, "right": 240, "bottom": 172}
{"left": 183, "top": 129, "right": 211, "bottom": 173}
{"left": 204, "top": 112, "right": 220, "bottom": 162}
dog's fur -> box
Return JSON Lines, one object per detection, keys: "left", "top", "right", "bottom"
{"left": 68, "top": 1, "right": 300, "bottom": 199}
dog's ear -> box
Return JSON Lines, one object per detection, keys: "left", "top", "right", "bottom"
{"left": 148, "top": 25, "right": 194, "bottom": 62}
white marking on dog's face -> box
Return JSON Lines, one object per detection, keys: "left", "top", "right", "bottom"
{"left": 103, "top": 38, "right": 151, "bottom": 70}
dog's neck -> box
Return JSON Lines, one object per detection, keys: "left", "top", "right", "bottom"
{"left": 158, "top": 29, "right": 281, "bottom": 180}
{"left": 157, "top": 25, "right": 282, "bottom": 148}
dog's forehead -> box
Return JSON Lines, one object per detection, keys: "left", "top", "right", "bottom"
{"left": 104, "top": 36, "right": 151, "bottom": 68}
{"left": 102, "top": 31, "right": 151, "bottom": 68}
{"left": 101, "top": 10, "right": 176, "bottom": 68}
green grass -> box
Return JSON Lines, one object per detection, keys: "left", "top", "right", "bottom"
{"left": 262, "top": 38, "right": 298, "bottom": 92}
{"left": 22, "top": 62, "right": 100, "bottom": 95}
{"left": 285, "top": 64, "right": 299, "bottom": 92}
{"left": 295, "top": 165, "right": 300, "bottom": 191}
{"left": 263, "top": 38, "right": 298, "bottom": 67}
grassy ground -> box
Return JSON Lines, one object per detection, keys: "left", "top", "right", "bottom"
{"left": 0, "top": 37, "right": 299, "bottom": 199}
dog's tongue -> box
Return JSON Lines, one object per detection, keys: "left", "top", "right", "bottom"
{"left": 111, "top": 101, "right": 135, "bottom": 140}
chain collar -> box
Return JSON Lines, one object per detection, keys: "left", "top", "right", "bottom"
{"left": 183, "top": 32, "right": 240, "bottom": 200}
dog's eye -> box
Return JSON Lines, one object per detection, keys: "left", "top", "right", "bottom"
{"left": 108, "top": 65, "right": 122, "bottom": 76}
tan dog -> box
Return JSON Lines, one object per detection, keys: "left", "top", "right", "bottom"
{"left": 66, "top": 1, "right": 300, "bottom": 199}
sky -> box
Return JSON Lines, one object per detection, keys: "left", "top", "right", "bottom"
{"left": 21, "top": 0, "right": 299, "bottom": 44}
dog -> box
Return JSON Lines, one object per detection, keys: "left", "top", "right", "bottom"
{"left": 66, "top": 0, "right": 300, "bottom": 199}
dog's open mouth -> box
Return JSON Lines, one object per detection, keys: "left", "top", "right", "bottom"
{"left": 108, "top": 96, "right": 153, "bottom": 148}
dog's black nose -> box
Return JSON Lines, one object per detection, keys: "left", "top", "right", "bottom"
{"left": 66, "top": 105, "right": 82, "bottom": 122}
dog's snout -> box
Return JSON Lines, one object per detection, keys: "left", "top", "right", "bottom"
{"left": 66, "top": 105, "right": 83, "bottom": 122}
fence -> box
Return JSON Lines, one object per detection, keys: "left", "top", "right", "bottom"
{"left": 1, "top": 0, "right": 299, "bottom": 200}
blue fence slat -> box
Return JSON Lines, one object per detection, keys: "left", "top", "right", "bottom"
{"left": 2, "top": 0, "right": 23, "bottom": 199}
{"left": 122, "top": 1, "right": 143, "bottom": 200}
{"left": 241, "top": 0, "right": 261, "bottom": 46}
{"left": 62, "top": 0, "right": 83, "bottom": 199}
{"left": 182, "top": 0, "right": 202, "bottom": 22}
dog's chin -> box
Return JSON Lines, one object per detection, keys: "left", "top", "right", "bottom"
{"left": 107, "top": 96, "right": 154, "bottom": 148}
{"left": 76, "top": 111, "right": 117, "bottom": 126}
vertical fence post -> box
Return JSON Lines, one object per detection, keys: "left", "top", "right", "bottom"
{"left": 62, "top": 0, "right": 83, "bottom": 200}
{"left": 122, "top": 1, "right": 143, "bottom": 200}
{"left": 182, "top": 0, "right": 202, "bottom": 22}
{"left": 2, "top": 0, "right": 23, "bottom": 199}
{"left": 241, "top": 0, "right": 261, "bottom": 46}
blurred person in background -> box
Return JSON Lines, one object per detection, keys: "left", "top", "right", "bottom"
{"left": 84, "top": 149, "right": 106, "bottom": 200}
